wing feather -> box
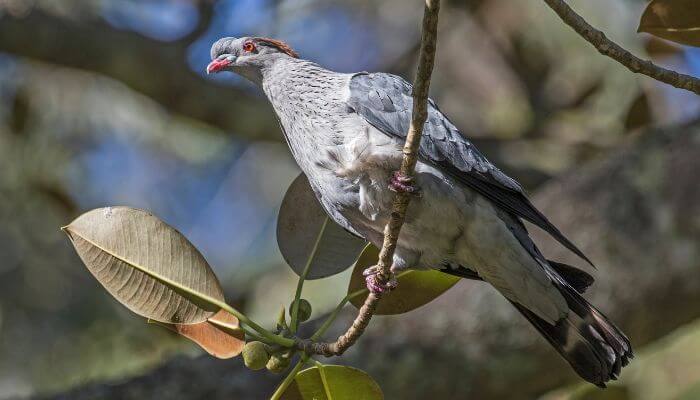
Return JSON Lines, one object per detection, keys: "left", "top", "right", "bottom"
{"left": 346, "top": 72, "right": 593, "bottom": 266}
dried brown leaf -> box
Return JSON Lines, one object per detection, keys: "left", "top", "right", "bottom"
{"left": 156, "top": 310, "right": 245, "bottom": 359}
{"left": 639, "top": 0, "right": 700, "bottom": 47}
{"left": 64, "top": 207, "right": 224, "bottom": 324}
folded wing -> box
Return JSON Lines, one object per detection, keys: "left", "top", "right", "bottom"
{"left": 346, "top": 72, "right": 593, "bottom": 266}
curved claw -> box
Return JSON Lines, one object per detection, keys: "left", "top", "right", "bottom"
{"left": 389, "top": 171, "right": 421, "bottom": 196}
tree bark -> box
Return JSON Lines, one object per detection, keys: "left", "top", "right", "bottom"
{"left": 37, "top": 120, "right": 700, "bottom": 399}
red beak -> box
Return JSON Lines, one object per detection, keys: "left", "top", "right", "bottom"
{"left": 206, "top": 59, "right": 231, "bottom": 74}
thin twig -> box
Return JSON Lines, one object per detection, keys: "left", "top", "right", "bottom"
{"left": 294, "top": 0, "right": 441, "bottom": 357}
{"left": 543, "top": 0, "right": 700, "bottom": 95}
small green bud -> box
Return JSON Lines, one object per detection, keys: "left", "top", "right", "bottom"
{"left": 242, "top": 341, "right": 270, "bottom": 370}
{"left": 276, "top": 306, "right": 288, "bottom": 332}
{"left": 266, "top": 353, "right": 291, "bottom": 373}
{"left": 290, "top": 298, "right": 312, "bottom": 322}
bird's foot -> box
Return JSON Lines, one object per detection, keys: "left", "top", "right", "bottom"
{"left": 389, "top": 171, "right": 421, "bottom": 196}
{"left": 363, "top": 265, "right": 398, "bottom": 294}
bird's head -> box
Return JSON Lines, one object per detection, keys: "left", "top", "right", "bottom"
{"left": 207, "top": 36, "right": 299, "bottom": 81}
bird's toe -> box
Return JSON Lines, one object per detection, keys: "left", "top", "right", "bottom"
{"left": 363, "top": 266, "right": 398, "bottom": 294}
{"left": 388, "top": 171, "right": 421, "bottom": 196}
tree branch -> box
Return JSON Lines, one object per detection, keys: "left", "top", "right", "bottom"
{"left": 0, "top": 9, "right": 279, "bottom": 139}
{"left": 182, "top": 0, "right": 217, "bottom": 44}
{"left": 294, "top": 0, "right": 441, "bottom": 357}
{"left": 543, "top": 0, "right": 700, "bottom": 96}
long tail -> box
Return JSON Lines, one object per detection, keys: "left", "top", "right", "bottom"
{"left": 443, "top": 262, "right": 632, "bottom": 386}
{"left": 512, "top": 278, "right": 633, "bottom": 387}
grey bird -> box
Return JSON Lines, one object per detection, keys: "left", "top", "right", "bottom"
{"left": 207, "top": 36, "right": 632, "bottom": 387}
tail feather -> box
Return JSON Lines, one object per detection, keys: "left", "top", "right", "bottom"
{"left": 440, "top": 262, "right": 631, "bottom": 386}
{"left": 512, "top": 280, "right": 633, "bottom": 387}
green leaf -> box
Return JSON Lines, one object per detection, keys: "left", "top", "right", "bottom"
{"left": 63, "top": 206, "right": 224, "bottom": 324}
{"left": 280, "top": 365, "right": 383, "bottom": 400}
{"left": 638, "top": 0, "right": 700, "bottom": 47}
{"left": 347, "top": 245, "right": 460, "bottom": 315}
{"left": 277, "top": 174, "right": 366, "bottom": 280}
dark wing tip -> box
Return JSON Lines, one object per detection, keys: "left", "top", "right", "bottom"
{"left": 440, "top": 265, "right": 483, "bottom": 281}
{"left": 548, "top": 260, "right": 595, "bottom": 293}
{"left": 511, "top": 191, "right": 596, "bottom": 268}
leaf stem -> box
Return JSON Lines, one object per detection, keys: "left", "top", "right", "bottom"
{"left": 218, "top": 303, "right": 294, "bottom": 347}
{"left": 270, "top": 355, "right": 309, "bottom": 400}
{"left": 241, "top": 326, "right": 266, "bottom": 342}
{"left": 317, "top": 362, "right": 333, "bottom": 400}
{"left": 290, "top": 217, "right": 329, "bottom": 333}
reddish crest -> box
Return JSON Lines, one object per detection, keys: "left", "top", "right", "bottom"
{"left": 255, "top": 38, "right": 299, "bottom": 58}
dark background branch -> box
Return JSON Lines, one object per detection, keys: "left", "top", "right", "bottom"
{"left": 0, "top": 9, "right": 278, "bottom": 139}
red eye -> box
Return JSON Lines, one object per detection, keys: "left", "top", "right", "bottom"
{"left": 243, "top": 42, "right": 256, "bottom": 53}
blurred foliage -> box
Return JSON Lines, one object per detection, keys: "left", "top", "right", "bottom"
{"left": 544, "top": 319, "right": 700, "bottom": 400}
{"left": 0, "top": 0, "right": 699, "bottom": 399}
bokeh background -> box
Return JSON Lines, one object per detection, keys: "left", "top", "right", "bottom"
{"left": 1, "top": 0, "right": 699, "bottom": 399}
